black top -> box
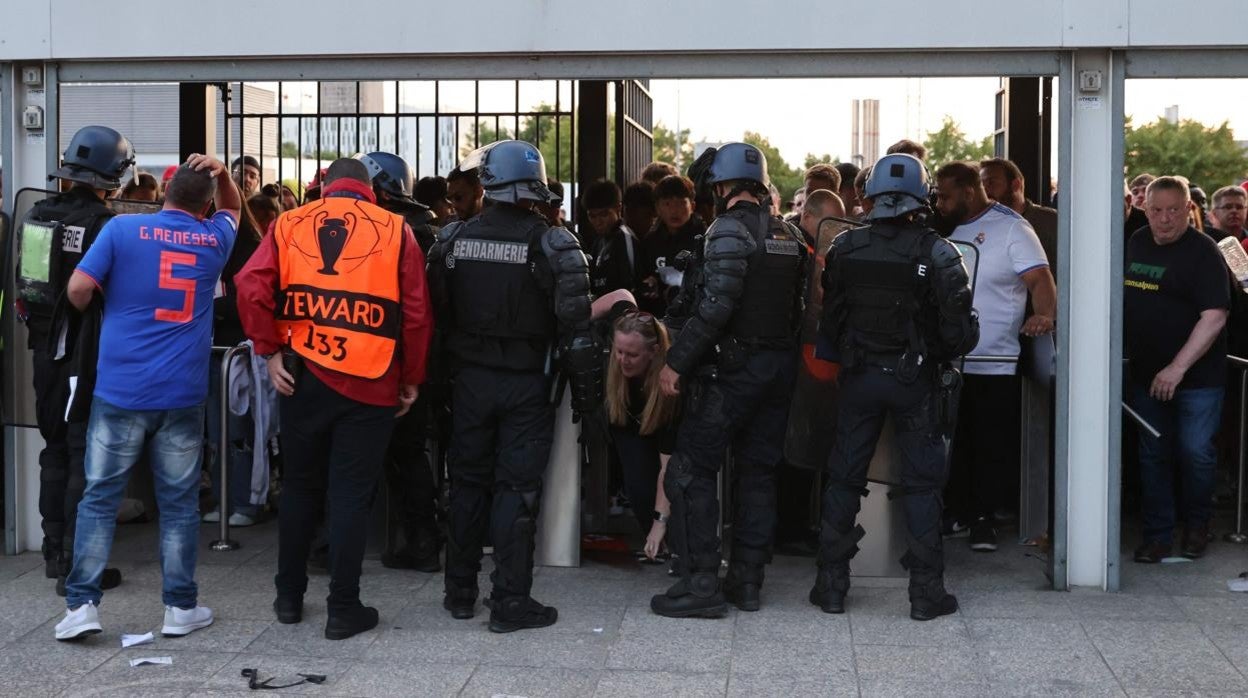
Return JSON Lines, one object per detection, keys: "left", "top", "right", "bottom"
{"left": 619, "top": 376, "right": 677, "bottom": 455}
{"left": 1124, "top": 226, "right": 1229, "bottom": 389}
{"left": 1124, "top": 206, "right": 1149, "bottom": 250}
{"left": 640, "top": 216, "right": 704, "bottom": 315}
{"left": 214, "top": 230, "right": 261, "bottom": 347}
{"left": 588, "top": 221, "right": 642, "bottom": 298}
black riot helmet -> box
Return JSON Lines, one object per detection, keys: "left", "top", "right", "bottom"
{"left": 459, "top": 139, "right": 557, "bottom": 205}
{"left": 356, "top": 151, "right": 415, "bottom": 201}
{"left": 51, "top": 125, "right": 136, "bottom": 191}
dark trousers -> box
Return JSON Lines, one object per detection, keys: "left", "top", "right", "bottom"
{"left": 444, "top": 366, "right": 553, "bottom": 600}
{"left": 947, "top": 373, "right": 1021, "bottom": 523}
{"left": 274, "top": 371, "right": 394, "bottom": 611}
{"left": 665, "top": 349, "right": 796, "bottom": 579}
{"left": 611, "top": 426, "right": 661, "bottom": 535}
{"left": 384, "top": 393, "right": 440, "bottom": 550}
{"left": 32, "top": 347, "right": 88, "bottom": 565}
{"left": 1130, "top": 382, "right": 1224, "bottom": 544}
{"left": 820, "top": 368, "right": 947, "bottom": 577}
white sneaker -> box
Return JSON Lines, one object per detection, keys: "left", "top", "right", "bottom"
{"left": 161, "top": 605, "right": 214, "bottom": 637}
{"left": 55, "top": 601, "right": 103, "bottom": 641}
{"left": 201, "top": 510, "right": 221, "bottom": 523}
{"left": 228, "top": 512, "right": 257, "bottom": 527}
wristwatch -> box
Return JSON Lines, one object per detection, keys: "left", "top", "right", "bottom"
{"left": 653, "top": 511, "right": 670, "bottom": 523}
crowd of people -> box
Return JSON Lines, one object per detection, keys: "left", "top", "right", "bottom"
{"left": 15, "top": 119, "right": 1248, "bottom": 644}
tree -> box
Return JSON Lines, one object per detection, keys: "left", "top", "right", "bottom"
{"left": 652, "top": 122, "right": 694, "bottom": 170}
{"left": 466, "top": 104, "right": 576, "bottom": 182}
{"left": 1125, "top": 117, "right": 1248, "bottom": 191}
{"left": 803, "top": 153, "right": 838, "bottom": 169}
{"left": 281, "top": 141, "right": 343, "bottom": 161}
{"left": 742, "top": 131, "right": 804, "bottom": 204}
{"left": 921, "top": 116, "right": 994, "bottom": 172}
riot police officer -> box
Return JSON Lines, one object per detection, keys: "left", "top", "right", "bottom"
{"left": 426, "top": 140, "right": 595, "bottom": 633}
{"left": 17, "top": 125, "right": 134, "bottom": 595}
{"left": 358, "top": 151, "right": 439, "bottom": 248}
{"left": 811, "top": 153, "right": 979, "bottom": 621}
{"left": 651, "top": 142, "right": 809, "bottom": 618}
{"left": 357, "top": 151, "right": 443, "bottom": 573}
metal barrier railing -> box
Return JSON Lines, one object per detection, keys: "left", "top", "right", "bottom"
{"left": 209, "top": 344, "right": 251, "bottom": 552}
{"left": 1225, "top": 354, "right": 1248, "bottom": 544}
{"left": 964, "top": 353, "right": 1159, "bottom": 437}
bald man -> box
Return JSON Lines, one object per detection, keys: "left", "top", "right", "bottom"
{"left": 799, "top": 189, "right": 846, "bottom": 248}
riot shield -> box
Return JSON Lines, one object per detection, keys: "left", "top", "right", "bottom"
{"left": 950, "top": 240, "right": 980, "bottom": 293}
{"left": 109, "top": 197, "right": 163, "bottom": 215}
{"left": 783, "top": 216, "right": 856, "bottom": 471}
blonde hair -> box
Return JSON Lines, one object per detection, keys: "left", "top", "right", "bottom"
{"left": 606, "top": 312, "right": 680, "bottom": 435}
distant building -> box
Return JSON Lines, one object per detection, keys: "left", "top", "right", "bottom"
{"left": 60, "top": 82, "right": 278, "bottom": 179}
{"left": 851, "top": 98, "right": 880, "bottom": 168}
{"left": 693, "top": 140, "right": 725, "bottom": 160}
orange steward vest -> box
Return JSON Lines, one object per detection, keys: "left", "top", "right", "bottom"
{"left": 274, "top": 196, "right": 404, "bottom": 379}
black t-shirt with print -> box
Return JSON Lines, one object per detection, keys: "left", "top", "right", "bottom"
{"left": 588, "top": 221, "right": 642, "bottom": 298}
{"left": 639, "top": 215, "right": 705, "bottom": 315}
{"left": 1124, "top": 226, "right": 1229, "bottom": 388}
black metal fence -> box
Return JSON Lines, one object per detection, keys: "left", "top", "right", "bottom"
{"left": 218, "top": 79, "right": 579, "bottom": 201}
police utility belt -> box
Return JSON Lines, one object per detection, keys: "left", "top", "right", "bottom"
{"left": 856, "top": 349, "right": 932, "bottom": 383}
{"left": 712, "top": 335, "right": 794, "bottom": 372}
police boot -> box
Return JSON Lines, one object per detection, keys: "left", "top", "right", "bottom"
{"left": 903, "top": 548, "right": 957, "bottom": 621}
{"left": 909, "top": 572, "right": 958, "bottom": 621}
{"left": 650, "top": 570, "right": 727, "bottom": 619}
{"left": 43, "top": 540, "right": 61, "bottom": 579}
{"left": 723, "top": 561, "right": 764, "bottom": 612}
{"left": 809, "top": 564, "right": 851, "bottom": 614}
{"left": 382, "top": 525, "right": 442, "bottom": 573}
{"left": 443, "top": 580, "right": 478, "bottom": 620}
{"left": 811, "top": 525, "right": 865, "bottom": 614}
{"left": 56, "top": 556, "right": 121, "bottom": 597}
{"left": 488, "top": 595, "right": 558, "bottom": 633}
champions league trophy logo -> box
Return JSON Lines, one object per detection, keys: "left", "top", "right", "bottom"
{"left": 313, "top": 211, "right": 356, "bottom": 275}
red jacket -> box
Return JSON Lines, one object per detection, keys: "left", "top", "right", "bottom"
{"left": 235, "top": 179, "right": 433, "bottom": 406}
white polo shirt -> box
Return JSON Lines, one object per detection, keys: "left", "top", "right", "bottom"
{"left": 948, "top": 202, "right": 1049, "bottom": 375}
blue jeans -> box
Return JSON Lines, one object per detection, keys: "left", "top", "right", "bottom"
{"left": 66, "top": 397, "right": 206, "bottom": 609}
{"left": 206, "top": 358, "right": 259, "bottom": 518}
{"left": 1130, "top": 383, "right": 1224, "bottom": 545}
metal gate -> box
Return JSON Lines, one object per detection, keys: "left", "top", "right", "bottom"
{"left": 614, "top": 79, "right": 653, "bottom": 185}
{"left": 215, "top": 80, "right": 578, "bottom": 208}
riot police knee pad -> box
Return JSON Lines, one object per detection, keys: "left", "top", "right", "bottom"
{"left": 824, "top": 475, "right": 869, "bottom": 499}
{"left": 663, "top": 453, "right": 694, "bottom": 497}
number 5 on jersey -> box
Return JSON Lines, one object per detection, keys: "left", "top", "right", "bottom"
{"left": 155, "top": 250, "right": 197, "bottom": 324}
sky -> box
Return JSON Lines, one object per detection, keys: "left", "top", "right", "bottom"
{"left": 648, "top": 78, "right": 1248, "bottom": 169}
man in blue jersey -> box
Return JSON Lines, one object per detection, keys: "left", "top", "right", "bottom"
{"left": 54, "top": 154, "right": 240, "bottom": 641}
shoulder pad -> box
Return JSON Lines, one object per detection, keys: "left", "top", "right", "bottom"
{"left": 842, "top": 226, "right": 873, "bottom": 250}
{"left": 542, "top": 225, "right": 582, "bottom": 252}
{"left": 706, "top": 215, "right": 752, "bottom": 241}
{"left": 929, "top": 236, "right": 965, "bottom": 266}
{"left": 436, "top": 220, "right": 465, "bottom": 243}
{"left": 705, "top": 221, "right": 755, "bottom": 260}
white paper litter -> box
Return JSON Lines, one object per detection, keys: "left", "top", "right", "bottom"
{"left": 1159, "top": 556, "right": 1193, "bottom": 564}
{"left": 129, "top": 656, "right": 172, "bottom": 667}
{"left": 121, "top": 632, "right": 154, "bottom": 648}
{"left": 592, "top": 627, "right": 604, "bottom": 634}
{"left": 1227, "top": 577, "right": 1248, "bottom": 592}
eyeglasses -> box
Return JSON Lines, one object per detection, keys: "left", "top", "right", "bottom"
{"left": 616, "top": 309, "right": 657, "bottom": 330}
{"left": 625, "top": 310, "right": 656, "bottom": 323}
